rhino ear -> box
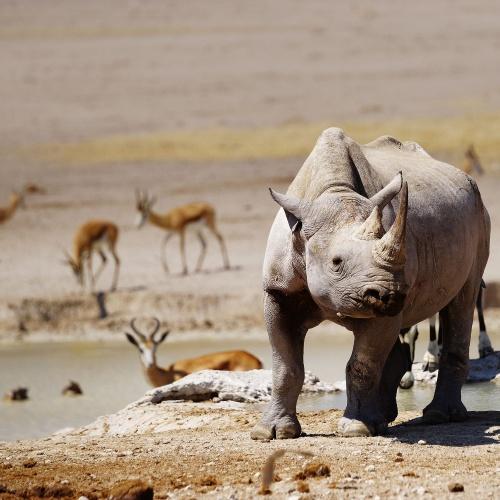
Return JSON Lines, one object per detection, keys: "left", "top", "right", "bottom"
{"left": 269, "top": 188, "right": 310, "bottom": 233}
{"left": 369, "top": 172, "right": 403, "bottom": 209}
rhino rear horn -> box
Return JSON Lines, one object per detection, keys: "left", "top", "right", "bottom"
{"left": 369, "top": 172, "right": 403, "bottom": 208}
{"left": 356, "top": 172, "right": 403, "bottom": 240}
{"left": 269, "top": 188, "right": 311, "bottom": 233}
{"left": 373, "top": 181, "right": 408, "bottom": 268}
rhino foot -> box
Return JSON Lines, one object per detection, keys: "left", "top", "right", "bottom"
{"left": 422, "top": 401, "right": 468, "bottom": 424}
{"left": 337, "top": 417, "right": 387, "bottom": 437}
{"left": 399, "top": 371, "right": 415, "bottom": 389}
{"left": 479, "top": 345, "right": 494, "bottom": 359}
{"left": 250, "top": 414, "right": 302, "bottom": 441}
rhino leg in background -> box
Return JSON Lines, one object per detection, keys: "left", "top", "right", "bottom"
{"left": 399, "top": 325, "right": 418, "bottom": 389}
{"left": 477, "top": 284, "right": 494, "bottom": 358}
{"left": 250, "top": 291, "right": 318, "bottom": 440}
{"left": 380, "top": 338, "right": 408, "bottom": 421}
{"left": 339, "top": 317, "right": 402, "bottom": 437}
{"left": 423, "top": 279, "right": 478, "bottom": 424}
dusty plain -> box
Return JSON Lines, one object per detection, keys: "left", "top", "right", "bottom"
{"left": 0, "top": 1, "right": 499, "bottom": 498}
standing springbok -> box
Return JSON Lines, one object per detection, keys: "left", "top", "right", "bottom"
{"left": 0, "top": 192, "right": 24, "bottom": 225}
{"left": 125, "top": 318, "right": 263, "bottom": 387}
{"left": 135, "top": 190, "right": 230, "bottom": 275}
{"left": 462, "top": 144, "right": 484, "bottom": 176}
{"left": 399, "top": 281, "right": 493, "bottom": 388}
{"left": 63, "top": 220, "right": 120, "bottom": 292}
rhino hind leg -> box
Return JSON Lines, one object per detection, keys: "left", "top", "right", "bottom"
{"left": 422, "top": 279, "right": 478, "bottom": 424}
{"left": 251, "top": 291, "right": 317, "bottom": 441}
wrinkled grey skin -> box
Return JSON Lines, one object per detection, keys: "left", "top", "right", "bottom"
{"left": 251, "top": 127, "right": 490, "bottom": 439}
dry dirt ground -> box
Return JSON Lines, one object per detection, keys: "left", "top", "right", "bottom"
{"left": 0, "top": 404, "right": 499, "bottom": 499}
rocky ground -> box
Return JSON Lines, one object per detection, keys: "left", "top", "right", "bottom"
{"left": 0, "top": 400, "right": 498, "bottom": 499}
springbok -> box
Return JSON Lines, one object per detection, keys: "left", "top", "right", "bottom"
{"left": 0, "top": 192, "right": 24, "bottom": 225}
{"left": 63, "top": 220, "right": 120, "bottom": 292}
{"left": 135, "top": 190, "right": 230, "bottom": 275}
{"left": 462, "top": 144, "right": 484, "bottom": 176}
{"left": 125, "top": 318, "right": 263, "bottom": 387}
{"left": 399, "top": 281, "right": 493, "bottom": 388}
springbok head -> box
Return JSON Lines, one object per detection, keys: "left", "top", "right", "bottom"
{"left": 125, "top": 317, "right": 170, "bottom": 367}
{"left": 11, "top": 191, "right": 25, "bottom": 209}
{"left": 464, "top": 144, "right": 484, "bottom": 175}
{"left": 62, "top": 249, "right": 83, "bottom": 286}
{"left": 135, "top": 189, "right": 157, "bottom": 228}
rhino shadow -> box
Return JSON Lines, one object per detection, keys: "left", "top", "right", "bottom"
{"left": 387, "top": 410, "right": 500, "bottom": 446}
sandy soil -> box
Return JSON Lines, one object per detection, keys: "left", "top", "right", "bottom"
{"left": 0, "top": 403, "right": 498, "bottom": 499}
{"left": 1, "top": 1, "right": 500, "bottom": 149}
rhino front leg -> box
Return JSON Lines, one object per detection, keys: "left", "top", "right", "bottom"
{"left": 423, "top": 279, "right": 478, "bottom": 424}
{"left": 251, "top": 290, "right": 317, "bottom": 441}
{"left": 339, "top": 317, "right": 402, "bottom": 437}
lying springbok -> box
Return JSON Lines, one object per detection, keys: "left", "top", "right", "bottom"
{"left": 63, "top": 220, "right": 120, "bottom": 292}
{"left": 399, "top": 281, "right": 493, "bottom": 388}
{"left": 0, "top": 192, "right": 24, "bottom": 225}
{"left": 125, "top": 318, "right": 263, "bottom": 387}
{"left": 462, "top": 144, "right": 484, "bottom": 176}
{"left": 135, "top": 190, "right": 230, "bottom": 275}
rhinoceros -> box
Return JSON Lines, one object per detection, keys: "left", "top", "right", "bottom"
{"left": 251, "top": 127, "right": 490, "bottom": 439}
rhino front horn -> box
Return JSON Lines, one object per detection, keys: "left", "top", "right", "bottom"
{"left": 373, "top": 181, "right": 408, "bottom": 268}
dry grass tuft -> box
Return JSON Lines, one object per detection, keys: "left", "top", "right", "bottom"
{"left": 259, "top": 449, "right": 314, "bottom": 495}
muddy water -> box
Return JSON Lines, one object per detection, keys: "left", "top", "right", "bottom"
{"left": 0, "top": 334, "right": 498, "bottom": 441}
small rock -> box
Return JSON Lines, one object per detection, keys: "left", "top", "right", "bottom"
{"left": 416, "top": 486, "right": 426, "bottom": 496}
{"left": 62, "top": 381, "right": 83, "bottom": 396}
{"left": 365, "top": 464, "right": 375, "bottom": 472}
{"left": 296, "top": 480, "right": 309, "bottom": 493}
{"left": 417, "top": 440, "right": 427, "bottom": 445}
{"left": 448, "top": 482, "right": 464, "bottom": 492}
{"left": 60, "top": 480, "right": 69, "bottom": 485}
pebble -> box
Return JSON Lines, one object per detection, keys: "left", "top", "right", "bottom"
{"left": 365, "top": 464, "right": 375, "bottom": 472}
{"left": 448, "top": 482, "right": 464, "bottom": 492}
{"left": 417, "top": 440, "right": 427, "bottom": 445}
{"left": 60, "top": 479, "right": 69, "bottom": 485}
{"left": 416, "top": 486, "right": 427, "bottom": 496}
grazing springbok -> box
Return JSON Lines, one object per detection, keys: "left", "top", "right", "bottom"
{"left": 0, "top": 192, "right": 24, "bottom": 225}
{"left": 462, "top": 144, "right": 484, "bottom": 176}
{"left": 399, "top": 281, "right": 493, "bottom": 388}
{"left": 63, "top": 220, "right": 120, "bottom": 292}
{"left": 135, "top": 190, "right": 230, "bottom": 275}
{"left": 125, "top": 318, "right": 263, "bottom": 387}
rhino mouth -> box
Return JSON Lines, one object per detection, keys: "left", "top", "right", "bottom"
{"left": 363, "top": 289, "right": 406, "bottom": 317}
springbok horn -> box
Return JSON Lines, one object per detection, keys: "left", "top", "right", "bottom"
{"left": 149, "top": 317, "right": 161, "bottom": 339}
{"left": 130, "top": 318, "right": 147, "bottom": 341}
{"left": 373, "top": 181, "right": 408, "bottom": 268}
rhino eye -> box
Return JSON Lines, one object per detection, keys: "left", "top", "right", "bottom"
{"left": 332, "top": 257, "right": 343, "bottom": 268}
